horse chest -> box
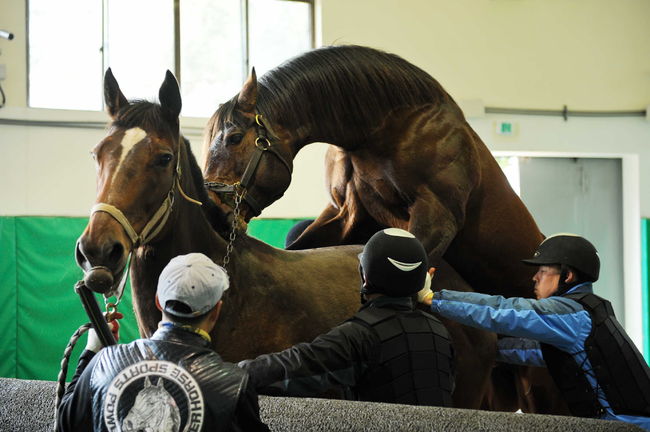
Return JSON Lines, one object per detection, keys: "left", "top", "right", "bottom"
{"left": 352, "top": 167, "right": 410, "bottom": 223}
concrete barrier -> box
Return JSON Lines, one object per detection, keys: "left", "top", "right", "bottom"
{"left": 0, "top": 377, "right": 642, "bottom": 431}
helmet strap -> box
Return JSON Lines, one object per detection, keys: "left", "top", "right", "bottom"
{"left": 359, "top": 264, "right": 369, "bottom": 304}
{"left": 555, "top": 264, "right": 579, "bottom": 296}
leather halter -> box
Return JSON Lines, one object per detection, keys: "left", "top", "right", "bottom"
{"left": 205, "top": 113, "right": 293, "bottom": 217}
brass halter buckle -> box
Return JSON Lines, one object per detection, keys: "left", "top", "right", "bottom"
{"left": 104, "top": 302, "right": 118, "bottom": 321}
{"left": 255, "top": 137, "right": 271, "bottom": 150}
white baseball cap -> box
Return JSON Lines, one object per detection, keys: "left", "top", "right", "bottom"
{"left": 157, "top": 253, "right": 229, "bottom": 318}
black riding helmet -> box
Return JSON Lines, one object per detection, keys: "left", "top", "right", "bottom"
{"left": 522, "top": 234, "right": 600, "bottom": 282}
{"left": 359, "top": 228, "right": 428, "bottom": 298}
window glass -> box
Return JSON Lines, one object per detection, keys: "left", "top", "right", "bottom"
{"left": 249, "top": 0, "right": 312, "bottom": 75}
{"left": 496, "top": 156, "right": 521, "bottom": 196}
{"left": 180, "top": 0, "right": 244, "bottom": 118}
{"left": 106, "top": 0, "right": 174, "bottom": 101}
{"left": 27, "top": 0, "right": 312, "bottom": 115}
{"left": 28, "top": 0, "right": 103, "bottom": 110}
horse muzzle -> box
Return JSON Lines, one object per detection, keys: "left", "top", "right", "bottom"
{"left": 75, "top": 237, "right": 127, "bottom": 295}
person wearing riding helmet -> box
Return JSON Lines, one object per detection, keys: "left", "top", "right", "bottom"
{"left": 239, "top": 228, "right": 455, "bottom": 406}
{"left": 420, "top": 233, "right": 650, "bottom": 429}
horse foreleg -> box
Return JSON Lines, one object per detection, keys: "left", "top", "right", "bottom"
{"left": 287, "top": 204, "right": 349, "bottom": 249}
{"left": 407, "top": 192, "right": 462, "bottom": 266}
{"left": 516, "top": 366, "right": 571, "bottom": 414}
{"left": 288, "top": 202, "right": 383, "bottom": 250}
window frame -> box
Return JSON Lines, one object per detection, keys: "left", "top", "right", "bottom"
{"left": 25, "top": 0, "right": 315, "bottom": 116}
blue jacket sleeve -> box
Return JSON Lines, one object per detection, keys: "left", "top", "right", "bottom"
{"left": 496, "top": 337, "right": 546, "bottom": 367}
{"left": 430, "top": 290, "right": 591, "bottom": 352}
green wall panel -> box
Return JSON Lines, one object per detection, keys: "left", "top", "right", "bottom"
{"left": 11, "top": 217, "right": 140, "bottom": 380}
{"left": 641, "top": 219, "right": 650, "bottom": 364}
{"left": 0, "top": 216, "right": 310, "bottom": 380}
{"left": 248, "top": 218, "right": 308, "bottom": 248}
{"left": 0, "top": 217, "right": 17, "bottom": 378}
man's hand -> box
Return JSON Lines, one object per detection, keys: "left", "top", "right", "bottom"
{"left": 85, "top": 312, "right": 124, "bottom": 353}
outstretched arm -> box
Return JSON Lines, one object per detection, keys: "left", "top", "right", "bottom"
{"left": 239, "top": 322, "right": 375, "bottom": 396}
{"left": 429, "top": 290, "right": 591, "bottom": 352}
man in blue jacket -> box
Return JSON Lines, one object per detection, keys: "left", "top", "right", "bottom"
{"left": 421, "top": 234, "right": 650, "bottom": 429}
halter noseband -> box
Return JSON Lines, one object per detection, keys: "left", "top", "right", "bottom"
{"left": 205, "top": 113, "right": 293, "bottom": 217}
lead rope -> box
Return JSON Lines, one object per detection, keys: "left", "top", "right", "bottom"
{"left": 53, "top": 322, "right": 92, "bottom": 427}
{"left": 53, "top": 294, "right": 120, "bottom": 431}
{"left": 222, "top": 187, "right": 243, "bottom": 269}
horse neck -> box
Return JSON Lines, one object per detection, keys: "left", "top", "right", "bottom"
{"left": 129, "top": 149, "right": 229, "bottom": 336}
{"left": 259, "top": 91, "right": 357, "bottom": 152}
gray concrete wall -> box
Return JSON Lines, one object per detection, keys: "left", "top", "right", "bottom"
{"left": 0, "top": 378, "right": 641, "bottom": 432}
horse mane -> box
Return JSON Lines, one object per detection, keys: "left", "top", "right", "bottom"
{"left": 112, "top": 100, "right": 178, "bottom": 138}
{"left": 183, "top": 137, "right": 230, "bottom": 232}
{"left": 255, "top": 45, "right": 462, "bottom": 146}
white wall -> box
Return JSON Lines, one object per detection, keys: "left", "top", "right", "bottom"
{"left": 1, "top": 0, "right": 649, "bottom": 216}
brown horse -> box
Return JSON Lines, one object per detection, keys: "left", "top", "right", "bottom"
{"left": 75, "top": 69, "right": 362, "bottom": 361}
{"left": 201, "top": 45, "right": 566, "bottom": 414}
{"left": 202, "top": 45, "right": 543, "bottom": 300}
{"left": 74, "top": 69, "right": 496, "bottom": 409}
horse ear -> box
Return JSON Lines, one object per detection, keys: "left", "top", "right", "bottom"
{"left": 155, "top": 377, "right": 163, "bottom": 387}
{"left": 159, "top": 70, "right": 182, "bottom": 121}
{"left": 236, "top": 67, "right": 257, "bottom": 113}
{"left": 144, "top": 376, "right": 151, "bottom": 388}
{"left": 104, "top": 68, "right": 129, "bottom": 119}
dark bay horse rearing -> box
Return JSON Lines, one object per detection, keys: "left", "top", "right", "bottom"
{"left": 74, "top": 69, "right": 496, "bottom": 409}
{"left": 202, "top": 45, "right": 544, "bottom": 300}
{"left": 201, "top": 45, "right": 567, "bottom": 413}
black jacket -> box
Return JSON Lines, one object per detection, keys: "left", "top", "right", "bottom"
{"left": 239, "top": 296, "right": 454, "bottom": 406}
{"left": 57, "top": 325, "right": 269, "bottom": 432}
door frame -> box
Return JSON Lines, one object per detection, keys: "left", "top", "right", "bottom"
{"left": 493, "top": 151, "right": 643, "bottom": 351}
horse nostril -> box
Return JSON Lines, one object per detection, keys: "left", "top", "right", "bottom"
{"left": 75, "top": 239, "right": 91, "bottom": 271}
{"left": 107, "top": 242, "right": 124, "bottom": 265}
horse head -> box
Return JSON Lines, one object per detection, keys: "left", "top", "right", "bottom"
{"left": 75, "top": 68, "right": 201, "bottom": 295}
{"left": 203, "top": 69, "right": 294, "bottom": 223}
{"left": 122, "top": 376, "right": 180, "bottom": 432}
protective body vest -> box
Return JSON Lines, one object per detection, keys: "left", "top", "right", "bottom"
{"left": 89, "top": 326, "right": 247, "bottom": 432}
{"left": 350, "top": 306, "right": 454, "bottom": 406}
{"left": 542, "top": 292, "right": 650, "bottom": 417}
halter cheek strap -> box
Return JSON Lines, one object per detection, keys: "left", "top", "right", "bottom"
{"left": 92, "top": 149, "right": 202, "bottom": 248}
{"left": 205, "top": 113, "right": 293, "bottom": 217}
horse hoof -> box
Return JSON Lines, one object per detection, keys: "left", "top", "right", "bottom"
{"left": 84, "top": 267, "right": 114, "bottom": 294}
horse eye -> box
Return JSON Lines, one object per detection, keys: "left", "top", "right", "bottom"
{"left": 156, "top": 153, "right": 173, "bottom": 166}
{"left": 226, "top": 134, "right": 243, "bottom": 146}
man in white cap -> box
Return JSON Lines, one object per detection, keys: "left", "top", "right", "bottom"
{"left": 239, "top": 228, "right": 455, "bottom": 407}
{"left": 57, "top": 253, "right": 269, "bottom": 432}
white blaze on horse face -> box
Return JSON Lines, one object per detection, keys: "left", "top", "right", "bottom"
{"left": 113, "top": 127, "right": 147, "bottom": 181}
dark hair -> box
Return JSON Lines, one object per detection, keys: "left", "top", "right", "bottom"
{"left": 213, "top": 45, "right": 461, "bottom": 149}
{"left": 113, "top": 100, "right": 177, "bottom": 138}
{"left": 164, "top": 300, "right": 211, "bottom": 326}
